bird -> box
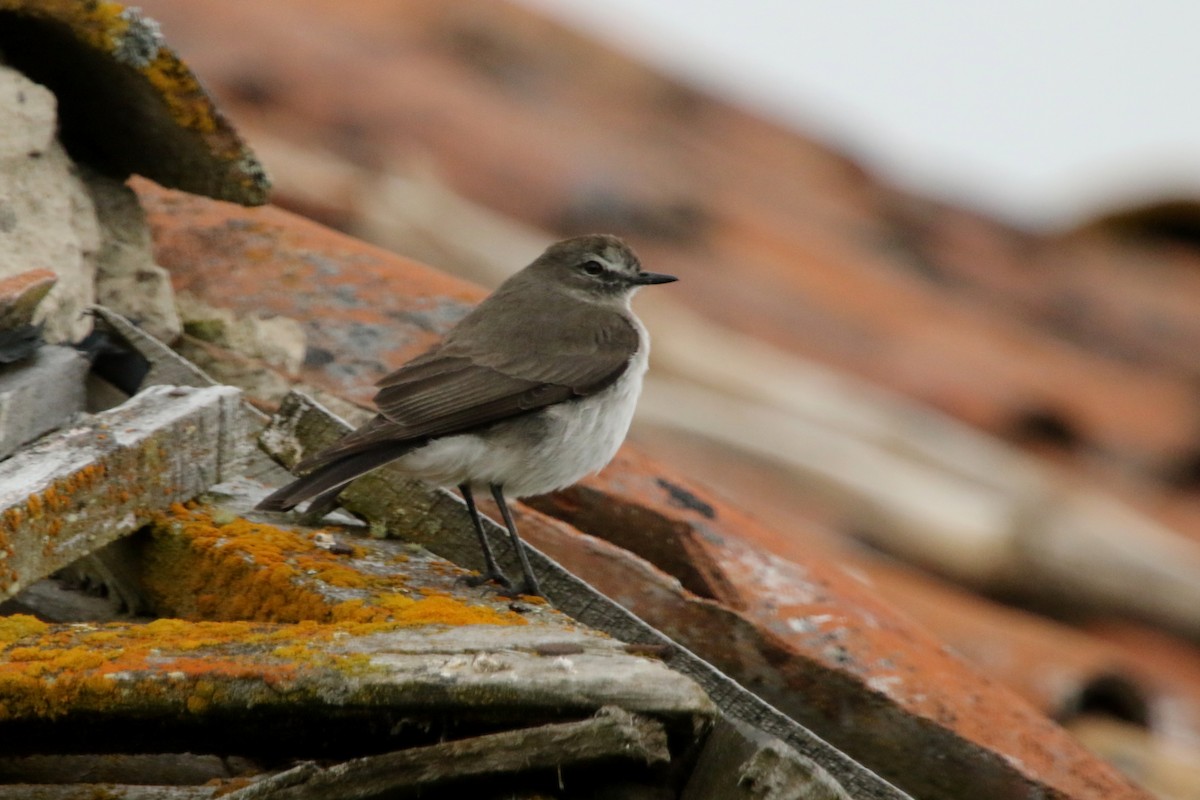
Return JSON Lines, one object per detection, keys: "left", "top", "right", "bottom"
{"left": 256, "top": 234, "right": 677, "bottom": 597}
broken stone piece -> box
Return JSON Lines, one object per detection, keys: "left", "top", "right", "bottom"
{"left": 89, "top": 174, "right": 183, "bottom": 344}
{"left": 0, "top": 0, "right": 270, "bottom": 205}
{"left": 178, "top": 292, "right": 306, "bottom": 373}
{"left": 0, "top": 345, "right": 88, "bottom": 460}
{"left": 0, "top": 268, "right": 56, "bottom": 332}
{"left": 0, "top": 268, "right": 56, "bottom": 363}
{"left": 0, "top": 64, "right": 100, "bottom": 344}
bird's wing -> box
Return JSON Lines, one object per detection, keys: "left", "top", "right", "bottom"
{"left": 373, "top": 355, "right": 579, "bottom": 437}
{"left": 376, "top": 302, "right": 640, "bottom": 435}
{"left": 295, "top": 306, "right": 639, "bottom": 472}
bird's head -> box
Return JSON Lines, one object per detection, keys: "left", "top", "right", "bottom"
{"left": 530, "top": 234, "right": 677, "bottom": 304}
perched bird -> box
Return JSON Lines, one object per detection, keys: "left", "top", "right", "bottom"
{"left": 257, "top": 234, "right": 677, "bottom": 596}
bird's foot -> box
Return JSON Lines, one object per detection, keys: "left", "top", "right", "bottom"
{"left": 463, "top": 571, "right": 544, "bottom": 599}
{"left": 507, "top": 579, "right": 544, "bottom": 600}
{"left": 498, "top": 572, "right": 543, "bottom": 600}
{"left": 464, "top": 569, "right": 514, "bottom": 592}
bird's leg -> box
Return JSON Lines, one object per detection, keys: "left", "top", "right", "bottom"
{"left": 490, "top": 484, "right": 543, "bottom": 598}
{"left": 460, "top": 484, "right": 513, "bottom": 590}
{"left": 299, "top": 486, "right": 345, "bottom": 525}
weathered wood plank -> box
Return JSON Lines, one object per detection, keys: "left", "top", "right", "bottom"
{"left": 0, "top": 788, "right": 215, "bottom": 800}
{"left": 236, "top": 707, "right": 666, "bottom": 800}
{"left": 0, "top": 752, "right": 250, "bottom": 784}
{"left": 0, "top": 384, "right": 246, "bottom": 599}
{"left": 0, "top": 608, "right": 712, "bottom": 725}
{"left": 683, "top": 718, "right": 851, "bottom": 800}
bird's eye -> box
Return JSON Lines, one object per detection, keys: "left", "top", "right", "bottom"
{"left": 581, "top": 260, "right": 605, "bottom": 277}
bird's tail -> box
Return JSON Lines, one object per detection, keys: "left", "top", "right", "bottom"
{"left": 256, "top": 443, "right": 416, "bottom": 512}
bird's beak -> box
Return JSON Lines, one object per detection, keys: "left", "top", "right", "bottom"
{"left": 631, "top": 271, "right": 678, "bottom": 285}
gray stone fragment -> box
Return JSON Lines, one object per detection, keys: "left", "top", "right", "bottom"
{"left": 0, "top": 64, "right": 100, "bottom": 343}
{"left": 0, "top": 345, "right": 88, "bottom": 459}
{"left": 89, "top": 174, "right": 183, "bottom": 344}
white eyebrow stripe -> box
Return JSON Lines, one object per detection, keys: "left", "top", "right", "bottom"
{"left": 595, "top": 256, "right": 622, "bottom": 272}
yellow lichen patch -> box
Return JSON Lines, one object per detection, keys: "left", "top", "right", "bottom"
{"left": 144, "top": 504, "right": 345, "bottom": 623}
{"left": 17, "top": 0, "right": 227, "bottom": 137}
{"left": 0, "top": 603, "right": 524, "bottom": 720}
{"left": 0, "top": 618, "right": 302, "bottom": 721}
{"left": 292, "top": 555, "right": 370, "bottom": 589}
{"left": 393, "top": 593, "right": 523, "bottom": 627}
{"left": 0, "top": 0, "right": 129, "bottom": 52}
{"left": 80, "top": 1, "right": 129, "bottom": 51}
{"left": 143, "top": 504, "right": 526, "bottom": 630}
{"left": 99, "top": 618, "right": 271, "bottom": 651}
{"left": 269, "top": 643, "right": 375, "bottom": 677}
{"left": 327, "top": 593, "right": 527, "bottom": 629}
{"left": 0, "top": 614, "right": 48, "bottom": 645}
{"left": 142, "top": 50, "right": 220, "bottom": 134}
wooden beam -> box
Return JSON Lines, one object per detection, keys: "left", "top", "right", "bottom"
{"left": 0, "top": 383, "right": 245, "bottom": 599}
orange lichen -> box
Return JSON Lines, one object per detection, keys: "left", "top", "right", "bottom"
{"left": 292, "top": 557, "right": 370, "bottom": 589}
{"left": 143, "top": 51, "right": 220, "bottom": 134}
{"left": 0, "top": 500, "right": 539, "bottom": 721}
{"left": 143, "top": 503, "right": 526, "bottom": 629}
{"left": 326, "top": 593, "right": 525, "bottom": 628}
{"left": 52, "top": 463, "right": 106, "bottom": 498}
{"left": 2, "top": 459, "right": 133, "bottom": 565}
{"left": 41, "top": 486, "right": 61, "bottom": 513}
{"left": 0, "top": 604, "right": 519, "bottom": 721}
{"left": 0, "top": 617, "right": 305, "bottom": 721}
{"left": 143, "top": 504, "right": 340, "bottom": 622}
{"left": 378, "top": 594, "right": 522, "bottom": 626}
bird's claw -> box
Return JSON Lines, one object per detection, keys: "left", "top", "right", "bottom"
{"left": 464, "top": 570, "right": 514, "bottom": 591}
{"left": 463, "top": 571, "right": 544, "bottom": 599}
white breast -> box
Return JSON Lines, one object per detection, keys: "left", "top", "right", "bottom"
{"left": 392, "top": 321, "right": 650, "bottom": 498}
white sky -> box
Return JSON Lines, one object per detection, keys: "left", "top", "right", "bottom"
{"left": 518, "top": 0, "right": 1200, "bottom": 228}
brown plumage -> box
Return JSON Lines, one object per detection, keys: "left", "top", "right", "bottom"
{"left": 257, "top": 234, "right": 676, "bottom": 595}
